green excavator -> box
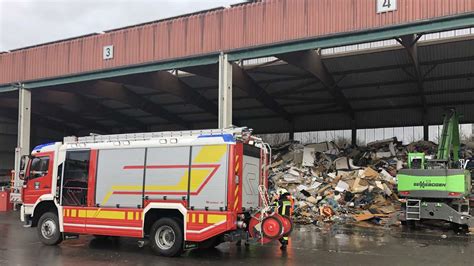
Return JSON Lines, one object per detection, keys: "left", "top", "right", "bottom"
{"left": 397, "top": 109, "right": 474, "bottom": 230}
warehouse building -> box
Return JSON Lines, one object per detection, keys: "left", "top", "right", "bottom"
{"left": 0, "top": 0, "right": 474, "bottom": 185}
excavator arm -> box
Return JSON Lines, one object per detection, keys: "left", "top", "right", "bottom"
{"left": 436, "top": 109, "right": 461, "bottom": 163}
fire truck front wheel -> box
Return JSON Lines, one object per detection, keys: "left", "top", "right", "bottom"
{"left": 150, "top": 218, "right": 183, "bottom": 257}
{"left": 37, "top": 212, "right": 63, "bottom": 246}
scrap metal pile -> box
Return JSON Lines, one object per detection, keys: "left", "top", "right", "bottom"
{"left": 268, "top": 138, "right": 438, "bottom": 227}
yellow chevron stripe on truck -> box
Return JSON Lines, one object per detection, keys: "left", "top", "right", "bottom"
{"left": 100, "top": 145, "right": 227, "bottom": 206}
{"left": 193, "top": 145, "right": 227, "bottom": 163}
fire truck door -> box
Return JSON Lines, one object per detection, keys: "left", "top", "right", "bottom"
{"left": 61, "top": 150, "right": 91, "bottom": 233}
{"left": 242, "top": 145, "right": 261, "bottom": 209}
{"left": 23, "top": 152, "right": 54, "bottom": 205}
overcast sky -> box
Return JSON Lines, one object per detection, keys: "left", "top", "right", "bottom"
{"left": 0, "top": 0, "right": 243, "bottom": 51}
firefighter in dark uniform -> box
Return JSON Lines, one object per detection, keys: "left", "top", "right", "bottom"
{"left": 274, "top": 188, "right": 294, "bottom": 250}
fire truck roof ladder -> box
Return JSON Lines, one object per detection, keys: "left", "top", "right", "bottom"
{"left": 63, "top": 127, "right": 252, "bottom": 144}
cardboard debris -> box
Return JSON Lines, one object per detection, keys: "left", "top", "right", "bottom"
{"left": 363, "top": 167, "right": 379, "bottom": 179}
{"left": 351, "top": 177, "right": 369, "bottom": 193}
{"left": 302, "top": 147, "right": 316, "bottom": 167}
{"left": 335, "top": 180, "right": 350, "bottom": 192}
{"left": 307, "top": 196, "right": 318, "bottom": 204}
{"left": 268, "top": 138, "right": 410, "bottom": 226}
{"left": 377, "top": 205, "right": 397, "bottom": 214}
{"left": 353, "top": 211, "right": 390, "bottom": 222}
{"left": 353, "top": 212, "right": 375, "bottom": 222}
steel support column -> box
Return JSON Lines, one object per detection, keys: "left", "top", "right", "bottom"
{"left": 423, "top": 117, "right": 429, "bottom": 141}
{"left": 13, "top": 84, "right": 31, "bottom": 203}
{"left": 397, "top": 34, "right": 426, "bottom": 112}
{"left": 351, "top": 119, "right": 357, "bottom": 146}
{"left": 289, "top": 121, "right": 295, "bottom": 141}
{"left": 218, "top": 53, "right": 232, "bottom": 129}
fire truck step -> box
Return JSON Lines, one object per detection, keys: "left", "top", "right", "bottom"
{"left": 64, "top": 234, "right": 79, "bottom": 240}
{"left": 137, "top": 239, "right": 149, "bottom": 248}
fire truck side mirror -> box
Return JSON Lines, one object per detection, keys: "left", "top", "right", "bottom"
{"left": 19, "top": 170, "right": 25, "bottom": 180}
{"left": 19, "top": 155, "right": 29, "bottom": 180}
{"left": 19, "top": 155, "right": 31, "bottom": 171}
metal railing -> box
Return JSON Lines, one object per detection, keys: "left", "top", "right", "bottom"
{"left": 65, "top": 127, "right": 251, "bottom": 144}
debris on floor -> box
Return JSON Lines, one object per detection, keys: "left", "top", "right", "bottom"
{"left": 269, "top": 139, "right": 406, "bottom": 227}
{"left": 268, "top": 138, "right": 474, "bottom": 227}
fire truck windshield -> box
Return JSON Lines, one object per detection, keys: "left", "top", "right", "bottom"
{"left": 28, "top": 156, "right": 49, "bottom": 179}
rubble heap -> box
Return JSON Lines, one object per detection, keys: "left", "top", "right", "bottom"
{"left": 269, "top": 138, "right": 411, "bottom": 227}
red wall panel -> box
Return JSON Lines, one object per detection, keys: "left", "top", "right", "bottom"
{"left": 0, "top": 0, "right": 473, "bottom": 85}
{"left": 139, "top": 24, "right": 156, "bottom": 63}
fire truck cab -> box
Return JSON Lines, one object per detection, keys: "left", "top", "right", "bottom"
{"left": 17, "top": 127, "right": 290, "bottom": 256}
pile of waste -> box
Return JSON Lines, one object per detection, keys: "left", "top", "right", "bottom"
{"left": 268, "top": 138, "right": 434, "bottom": 227}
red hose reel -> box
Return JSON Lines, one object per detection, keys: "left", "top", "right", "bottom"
{"left": 248, "top": 212, "right": 293, "bottom": 244}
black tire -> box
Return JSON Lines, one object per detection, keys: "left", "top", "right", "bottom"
{"left": 37, "top": 212, "right": 63, "bottom": 246}
{"left": 150, "top": 218, "right": 183, "bottom": 257}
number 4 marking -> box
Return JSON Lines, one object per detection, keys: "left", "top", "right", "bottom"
{"left": 378, "top": 0, "right": 396, "bottom": 13}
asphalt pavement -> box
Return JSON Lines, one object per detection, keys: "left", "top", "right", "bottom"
{"left": 1, "top": 211, "right": 473, "bottom": 266}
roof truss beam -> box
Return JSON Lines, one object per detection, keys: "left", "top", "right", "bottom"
{"left": 183, "top": 64, "right": 292, "bottom": 121}
{"left": 0, "top": 97, "right": 107, "bottom": 133}
{"left": 396, "top": 34, "right": 427, "bottom": 112}
{"left": 276, "top": 50, "right": 354, "bottom": 118}
{"left": 185, "top": 98, "right": 474, "bottom": 124}
{"left": 338, "top": 72, "right": 474, "bottom": 91}
{"left": 114, "top": 71, "right": 218, "bottom": 116}
{"left": 64, "top": 81, "right": 190, "bottom": 129}
{"left": 35, "top": 90, "right": 147, "bottom": 131}
{"left": 0, "top": 107, "right": 76, "bottom": 134}
{"left": 231, "top": 63, "right": 292, "bottom": 121}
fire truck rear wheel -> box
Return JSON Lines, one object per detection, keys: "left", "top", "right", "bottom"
{"left": 150, "top": 218, "right": 183, "bottom": 257}
{"left": 37, "top": 212, "right": 63, "bottom": 246}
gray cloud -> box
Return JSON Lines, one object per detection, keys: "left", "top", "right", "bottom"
{"left": 0, "top": 0, "right": 243, "bottom": 51}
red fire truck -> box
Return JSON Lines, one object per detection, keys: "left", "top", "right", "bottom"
{"left": 17, "top": 127, "right": 292, "bottom": 256}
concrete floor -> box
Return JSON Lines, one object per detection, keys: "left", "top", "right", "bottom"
{"left": 0, "top": 211, "right": 473, "bottom": 266}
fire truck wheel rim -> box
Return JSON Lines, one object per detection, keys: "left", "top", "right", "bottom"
{"left": 155, "top": 225, "right": 176, "bottom": 250}
{"left": 41, "top": 219, "right": 57, "bottom": 239}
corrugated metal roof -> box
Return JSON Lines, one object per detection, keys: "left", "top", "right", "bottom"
{"left": 343, "top": 84, "right": 418, "bottom": 98}
{"left": 1, "top": 0, "right": 474, "bottom": 86}
{"left": 425, "top": 78, "right": 474, "bottom": 93}
{"left": 148, "top": 94, "right": 188, "bottom": 105}
{"left": 164, "top": 104, "right": 207, "bottom": 114}
{"left": 351, "top": 97, "right": 420, "bottom": 110}
{"left": 117, "top": 109, "right": 151, "bottom": 118}
{"left": 4, "top": 30, "right": 474, "bottom": 135}
{"left": 419, "top": 37, "right": 474, "bottom": 62}
{"left": 324, "top": 48, "right": 409, "bottom": 73}
{"left": 99, "top": 100, "right": 132, "bottom": 109}
{"left": 425, "top": 60, "right": 474, "bottom": 78}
